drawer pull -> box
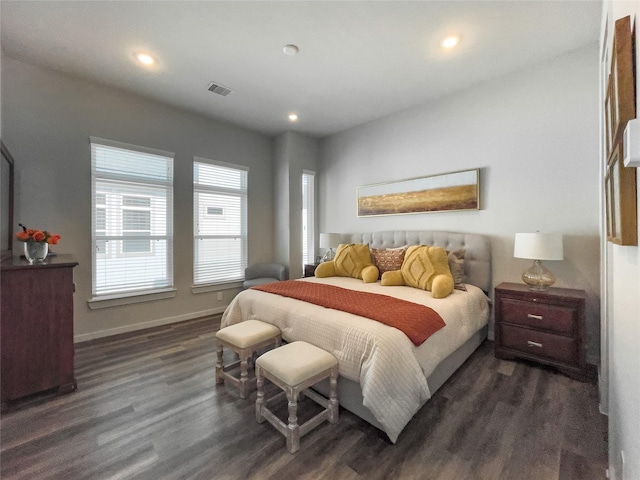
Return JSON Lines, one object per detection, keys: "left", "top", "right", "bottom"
{"left": 527, "top": 314, "right": 543, "bottom": 320}
{"left": 527, "top": 341, "right": 543, "bottom": 348}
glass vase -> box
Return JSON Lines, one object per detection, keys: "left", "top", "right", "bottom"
{"left": 24, "top": 241, "right": 48, "bottom": 264}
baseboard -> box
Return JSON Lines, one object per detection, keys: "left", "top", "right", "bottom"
{"left": 74, "top": 306, "right": 227, "bottom": 343}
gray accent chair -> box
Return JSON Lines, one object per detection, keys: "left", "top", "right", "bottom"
{"left": 242, "top": 263, "right": 288, "bottom": 290}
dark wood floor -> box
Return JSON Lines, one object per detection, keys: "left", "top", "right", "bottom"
{"left": 1, "top": 316, "right": 607, "bottom": 479}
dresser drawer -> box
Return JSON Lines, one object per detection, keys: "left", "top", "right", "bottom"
{"left": 500, "top": 324, "right": 578, "bottom": 365}
{"left": 500, "top": 298, "right": 575, "bottom": 335}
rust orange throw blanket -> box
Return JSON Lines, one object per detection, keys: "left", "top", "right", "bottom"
{"left": 252, "top": 280, "right": 445, "bottom": 346}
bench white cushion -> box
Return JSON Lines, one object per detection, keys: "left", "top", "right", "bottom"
{"left": 257, "top": 341, "right": 338, "bottom": 386}
{"left": 216, "top": 319, "right": 281, "bottom": 348}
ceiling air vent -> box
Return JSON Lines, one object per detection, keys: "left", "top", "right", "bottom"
{"left": 207, "top": 82, "right": 233, "bottom": 97}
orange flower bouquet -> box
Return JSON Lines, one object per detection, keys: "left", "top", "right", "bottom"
{"left": 15, "top": 223, "right": 61, "bottom": 263}
{"left": 15, "top": 223, "right": 61, "bottom": 245}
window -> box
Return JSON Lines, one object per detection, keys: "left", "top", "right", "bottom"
{"left": 302, "top": 171, "right": 315, "bottom": 269}
{"left": 91, "top": 137, "right": 174, "bottom": 297}
{"left": 193, "top": 159, "right": 248, "bottom": 285}
{"left": 122, "top": 196, "right": 152, "bottom": 253}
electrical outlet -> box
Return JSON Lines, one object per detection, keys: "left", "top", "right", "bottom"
{"left": 217, "top": 292, "right": 223, "bottom": 301}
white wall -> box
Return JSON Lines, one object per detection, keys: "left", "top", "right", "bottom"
{"left": 601, "top": 2, "right": 640, "bottom": 479}
{"left": 1, "top": 55, "right": 275, "bottom": 341}
{"left": 320, "top": 45, "right": 601, "bottom": 361}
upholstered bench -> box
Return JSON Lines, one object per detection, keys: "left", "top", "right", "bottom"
{"left": 255, "top": 341, "right": 339, "bottom": 453}
{"left": 215, "top": 320, "right": 282, "bottom": 399}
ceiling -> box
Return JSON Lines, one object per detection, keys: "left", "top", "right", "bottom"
{"left": 1, "top": 1, "right": 602, "bottom": 138}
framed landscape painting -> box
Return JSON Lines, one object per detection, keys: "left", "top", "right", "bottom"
{"left": 357, "top": 168, "right": 479, "bottom": 217}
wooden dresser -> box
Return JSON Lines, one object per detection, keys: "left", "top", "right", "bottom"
{"left": 1, "top": 254, "right": 78, "bottom": 411}
{"left": 494, "top": 282, "right": 589, "bottom": 381}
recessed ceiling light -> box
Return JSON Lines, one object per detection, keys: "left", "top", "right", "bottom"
{"left": 283, "top": 44, "right": 299, "bottom": 56}
{"left": 440, "top": 35, "right": 460, "bottom": 49}
{"left": 288, "top": 113, "right": 299, "bottom": 122}
{"left": 136, "top": 53, "right": 155, "bottom": 65}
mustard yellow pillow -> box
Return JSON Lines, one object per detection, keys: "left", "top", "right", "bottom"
{"left": 400, "top": 245, "right": 453, "bottom": 298}
{"left": 314, "top": 261, "right": 336, "bottom": 278}
{"left": 381, "top": 245, "right": 453, "bottom": 298}
{"left": 333, "top": 243, "right": 379, "bottom": 283}
{"left": 401, "top": 246, "right": 453, "bottom": 298}
{"left": 380, "top": 270, "right": 404, "bottom": 286}
{"left": 361, "top": 265, "right": 380, "bottom": 284}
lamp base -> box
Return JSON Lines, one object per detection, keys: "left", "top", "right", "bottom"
{"left": 322, "top": 248, "right": 335, "bottom": 262}
{"left": 522, "top": 259, "right": 556, "bottom": 291}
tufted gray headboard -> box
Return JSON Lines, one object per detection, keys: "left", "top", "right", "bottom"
{"left": 346, "top": 231, "right": 492, "bottom": 293}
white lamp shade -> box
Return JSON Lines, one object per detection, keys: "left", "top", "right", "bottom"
{"left": 514, "top": 233, "right": 563, "bottom": 261}
{"left": 319, "top": 233, "right": 341, "bottom": 249}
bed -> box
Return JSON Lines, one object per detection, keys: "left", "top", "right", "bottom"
{"left": 221, "top": 230, "right": 491, "bottom": 443}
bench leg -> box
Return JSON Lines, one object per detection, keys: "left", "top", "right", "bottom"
{"left": 239, "top": 352, "right": 250, "bottom": 399}
{"left": 286, "top": 387, "right": 300, "bottom": 453}
{"left": 328, "top": 367, "right": 339, "bottom": 424}
{"left": 256, "top": 366, "right": 265, "bottom": 424}
{"left": 215, "top": 341, "right": 224, "bottom": 384}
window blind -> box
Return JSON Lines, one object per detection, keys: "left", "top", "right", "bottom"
{"left": 193, "top": 159, "right": 248, "bottom": 285}
{"left": 90, "top": 138, "right": 174, "bottom": 297}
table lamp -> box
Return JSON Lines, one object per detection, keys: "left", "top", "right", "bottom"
{"left": 319, "top": 233, "right": 340, "bottom": 262}
{"left": 514, "top": 233, "right": 563, "bottom": 291}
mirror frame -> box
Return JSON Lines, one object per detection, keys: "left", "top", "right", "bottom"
{"left": 1, "top": 140, "right": 15, "bottom": 260}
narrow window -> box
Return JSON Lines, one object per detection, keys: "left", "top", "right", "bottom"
{"left": 302, "top": 171, "right": 315, "bottom": 270}
{"left": 193, "top": 159, "right": 248, "bottom": 285}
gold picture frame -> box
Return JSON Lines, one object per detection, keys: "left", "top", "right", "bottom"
{"left": 604, "top": 75, "right": 615, "bottom": 159}
{"left": 604, "top": 168, "right": 613, "bottom": 239}
{"left": 357, "top": 168, "right": 479, "bottom": 217}
{"left": 606, "top": 15, "right": 636, "bottom": 161}
{"left": 606, "top": 144, "right": 637, "bottom": 246}
{"left": 603, "top": 15, "right": 637, "bottom": 245}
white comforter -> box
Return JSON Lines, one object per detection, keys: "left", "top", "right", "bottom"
{"left": 221, "top": 276, "right": 489, "bottom": 443}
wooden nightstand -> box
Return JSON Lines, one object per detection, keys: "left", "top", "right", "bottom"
{"left": 303, "top": 263, "right": 320, "bottom": 278}
{"left": 494, "top": 282, "right": 589, "bottom": 381}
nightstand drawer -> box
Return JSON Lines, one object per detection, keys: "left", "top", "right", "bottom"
{"left": 500, "top": 298, "right": 575, "bottom": 335}
{"left": 500, "top": 325, "right": 578, "bottom": 365}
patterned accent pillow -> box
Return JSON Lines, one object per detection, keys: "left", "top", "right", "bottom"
{"left": 333, "top": 243, "right": 379, "bottom": 283}
{"left": 447, "top": 249, "right": 467, "bottom": 291}
{"left": 371, "top": 246, "right": 407, "bottom": 278}
{"left": 400, "top": 245, "right": 454, "bottom": 298}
